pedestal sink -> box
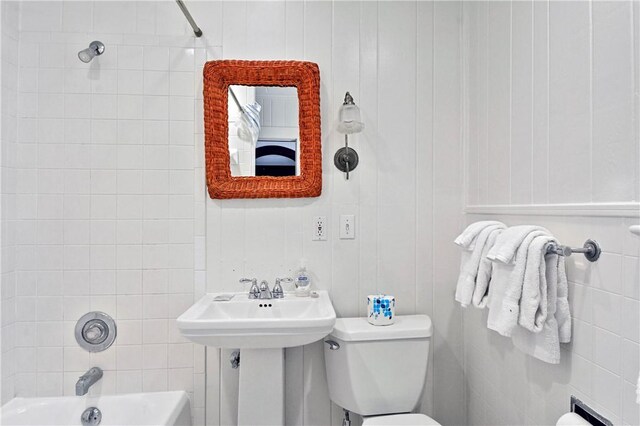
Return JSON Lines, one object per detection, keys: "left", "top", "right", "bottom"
{"left": 177, "top": 291, "right": 336, "bottom": 425}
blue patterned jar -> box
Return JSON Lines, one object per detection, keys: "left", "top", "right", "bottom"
{"left": 367, "top": 294, "right": 396, "bottom": 326}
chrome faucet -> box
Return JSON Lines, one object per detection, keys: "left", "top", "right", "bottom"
{"left": 272, "top": 278, "right": 292, "bottom": 299}
{"left": 259, "top": 280, "right": 272, "bottom": 299}
{"left": 240, "top": 278, "right": 260, "bottom": 299}
{"left": 76, "top": 367, "right": 103, "bottom": 396}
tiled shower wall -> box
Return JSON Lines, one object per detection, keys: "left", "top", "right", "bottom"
{"left": 462, "top": 1, "right": 640, "bottom": 425}
{"left": 1, "top": 0, "right": 20, "bottom": 404}
{"left": 204, "top": 2, "right": 465, "bottom": 425}
{"left": 9, "top": 1, "right": 209, "bottom": 421}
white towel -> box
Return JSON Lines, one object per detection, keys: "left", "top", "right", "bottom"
{"left": 511, "top": 313, "right": 561, "bottom": 364}
{"left": 511, "top": 250, "right": 561, "bottom": 364}
{"left": 487, "top": 225, "right": 550, "bottom": 264}
{"left": 487, "top": 229, "right": 550, "bottom": 337}
{"left": 511, "top": 238, "right": 573, "bottom": 364}
{"left": 455, "top": 224, "right": 506, "bottom": 307}
{"left": 471, "top": 227, "right": 503, "bottom": 308}
{"left": 556, "top": 255, "right": 571, "bottom": 343}
{"left": 454, "top": 221, "right": 505, "bottom": 250}
{"left": 636, "top": 373, "right": 640, "bottom": 404}
{"left": 518, "top": 235, "right": 557, "bottom": 333}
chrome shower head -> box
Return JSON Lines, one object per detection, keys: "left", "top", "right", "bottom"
{"left": 78, "top": 41, "right": 105, "bottom": 63}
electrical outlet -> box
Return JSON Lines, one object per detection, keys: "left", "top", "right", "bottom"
{"left": 312, "top": 216, "right": 327, "bottom": 241}
{"left": 340, "top": 215, "right": 355, "bottom": 239}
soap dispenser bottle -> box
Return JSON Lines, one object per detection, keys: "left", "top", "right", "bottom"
{"left": 294, "top": 260, "right": 311, "bottom": 297}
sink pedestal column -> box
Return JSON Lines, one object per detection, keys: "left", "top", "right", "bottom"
{"left": 237, "top": 348, "right": 284, "bottom": 426}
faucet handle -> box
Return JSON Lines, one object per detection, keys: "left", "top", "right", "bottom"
{"left": 276, "top": 277, "right": 293, "bottom": 284}
{"left": 273, "top": 278, "right": 292, "bottom": 299}
{"left": 240, "top": 278, "right": 260, "bottom": 299}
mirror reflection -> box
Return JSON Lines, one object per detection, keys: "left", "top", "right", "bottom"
{"left": 228, "top": 86, "right": 300, "bottom": 177}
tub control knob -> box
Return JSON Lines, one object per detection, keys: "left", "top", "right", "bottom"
{"left": 75, "top": 312, "right": 117, "bottom": 353}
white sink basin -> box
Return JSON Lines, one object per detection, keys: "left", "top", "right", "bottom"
{"left": 177, "top": 291, "right": 336, "bottom": 349}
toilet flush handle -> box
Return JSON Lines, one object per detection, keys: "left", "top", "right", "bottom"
{"left": 324, "top": 340, "right": 340, "bottom": 350}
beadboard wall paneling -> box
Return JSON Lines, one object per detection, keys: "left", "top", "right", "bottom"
{"left": 465, "top": 1, "right": 640, "bottom": 208}
{"left": 205, "top": 2, "right": 464, "bottom": 425}
{"left": 462, "top": 2, "right": 640, "bottom": 425}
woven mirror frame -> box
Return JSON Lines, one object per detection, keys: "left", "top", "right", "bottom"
{"left": 203, "top": 60, "right": 322, "bottom": 199}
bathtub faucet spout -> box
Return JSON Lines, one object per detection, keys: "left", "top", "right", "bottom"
{"left": 76, "top": 367, "right": 103, "bottom": 396}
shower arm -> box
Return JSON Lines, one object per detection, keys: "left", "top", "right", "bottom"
{"left": 175, "top": 0, "right": 202, "bottom": 37}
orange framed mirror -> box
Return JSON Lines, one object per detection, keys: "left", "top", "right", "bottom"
{"left": 203, "top": 60, "right": 322, "bottom": 199}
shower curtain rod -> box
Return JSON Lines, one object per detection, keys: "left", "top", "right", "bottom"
{"left": 176, "top": 0, "right": 202, "bottom": 37}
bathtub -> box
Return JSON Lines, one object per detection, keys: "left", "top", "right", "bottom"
{"left": 0, "top": 391, "right": 191, "bottom": 426}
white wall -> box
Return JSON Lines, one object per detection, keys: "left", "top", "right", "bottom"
{"left": 5, "top": 1, "right": 467, "bottom": 426}
{"left": 11, "top": 1, "right": 207, "bottom": 422}
{"left": 465, "top": 1, "right": 639, "bottom": 207}
{"left": 462, "top": 1, "right": 640, "bottom": 425}
{"left": 204, "top": 2, "right": 465, "bottom": 425}
{"left": 1, "top": 0, "right": 20, "bottom": 405}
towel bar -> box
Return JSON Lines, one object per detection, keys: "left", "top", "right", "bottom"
{"left": 546, "top": 239, "right": 601, "bottom": 262}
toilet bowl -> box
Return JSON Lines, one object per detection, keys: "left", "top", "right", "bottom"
{"left": 324, "top": 315, "right": 440, "bottom": 426}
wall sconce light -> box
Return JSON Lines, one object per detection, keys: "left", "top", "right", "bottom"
{"left": 335, "top": 92, "right": 364, "bottom": 180}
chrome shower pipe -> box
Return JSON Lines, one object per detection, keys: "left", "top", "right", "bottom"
{"left": 175, "top": 0, "right": 202, "bottom": 37}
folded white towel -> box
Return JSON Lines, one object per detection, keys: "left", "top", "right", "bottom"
{"left": 471, "top": 227, "right": 503, "bottom": 308}
{"left": 556, "top": 255, "right": 571, "bottom": 343}
{"left": 511, "top": 249, "right": 561, "bottom": 364}
{"left": 511, "top": 238, "right": 573, "bottom": 364}
{"left": 455, "top": 224, "right": 506, "bottom": 307}
{"left": 487, "top": 230, "right": 549, "bottom": 337}
{"left": 454, "top": 221, "right": 505, "bottom": 250}
{"left": 487, "top": 225, "right": 550, "bottom": 264}
{"left": 518, "top": 236, "right": 557, "bottom": 333}
{"left": 511, "top": 311, "right": 561, "bottom": 364}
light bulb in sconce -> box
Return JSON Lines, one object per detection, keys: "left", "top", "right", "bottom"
{"left": 337, "top": 92, "right": 364, "bottom": 134}
{"left": 335, "top": 92, "right": 363, "bottom": 180}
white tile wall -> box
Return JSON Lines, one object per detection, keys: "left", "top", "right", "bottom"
{"left": 462, "top": 215, "right": 640, "bottom": 426}
{"left": 9, "top": 1, "right": 206, "bottom": 423}
{"left": 1, "top": 0, "right": 20, "bottom": 405}
{"left": 204, "top": 1, "right": 465, "bottom": 425}
{"left": 463, "top": 1, "right": 640, "bottom": 425}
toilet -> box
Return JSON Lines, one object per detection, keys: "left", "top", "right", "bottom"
{"left": 324, "top": 315, "right": 440, "bottom": 426}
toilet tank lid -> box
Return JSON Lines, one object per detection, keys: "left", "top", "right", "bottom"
{"left": 330, "top": 315, "right": 432, "bottom": 342}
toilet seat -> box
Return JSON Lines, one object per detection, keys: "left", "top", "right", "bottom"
{"left": 362, "top": 413, "right": 442, "bottom": 426}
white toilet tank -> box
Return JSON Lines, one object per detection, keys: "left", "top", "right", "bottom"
{"left": 324, "top": 315, "right": 432, "bottom": 417}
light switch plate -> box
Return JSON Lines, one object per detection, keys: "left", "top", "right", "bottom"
{"left": 312, "top": 216, "right": 327, "bottom": 241}
{"left": 339, "top": 215, "right": 355, "bottom": 239}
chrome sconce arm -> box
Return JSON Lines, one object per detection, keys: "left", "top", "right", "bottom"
{"left": 335, "top": 134, "right": 359, "bottom": 180}
{"left": 335, "top": 92, "right": 363, "bottom": 180}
